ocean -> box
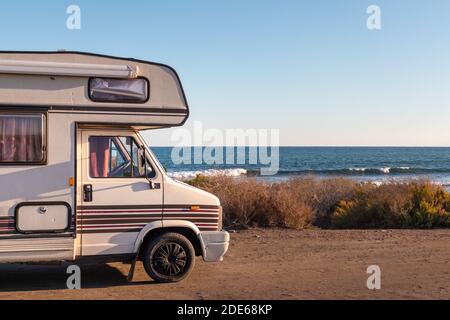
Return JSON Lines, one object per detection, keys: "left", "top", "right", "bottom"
{"left": 151, "top": 147, "right": 450, "bottom": 187}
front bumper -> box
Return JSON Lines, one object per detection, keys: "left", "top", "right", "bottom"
{"left": 199, "top": 231, "right": 230, "bottom": 262}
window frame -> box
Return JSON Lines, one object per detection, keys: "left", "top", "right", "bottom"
{"left": 88, "top": 135, "right": 156, "bottom": 180}
{"left": 0, "top": 111, "right": 47, "bottom": 166}
{"left": 88, "top": 77, "right": 150, "bottom": 104}
{"left": 108, "top": 137, "right": 129, "bottom": 175}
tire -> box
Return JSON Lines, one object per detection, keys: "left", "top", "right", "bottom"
{"left": 143, "top": 232, "right": 195, "bottom": 283}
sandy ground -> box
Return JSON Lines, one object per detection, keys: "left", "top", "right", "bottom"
{"left": 1, "top": 228, "right": 450, "bottom": 299}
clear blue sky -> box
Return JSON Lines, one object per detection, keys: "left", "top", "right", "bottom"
{"left": 1, "top": 0, "right": 450, "bottom": 146}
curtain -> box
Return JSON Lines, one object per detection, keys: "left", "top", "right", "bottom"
{"left": 0, "top": 115, "right": 43, "bottom": 162}
{"left": 89, "top": 137, "right": 111, "bottom": 177}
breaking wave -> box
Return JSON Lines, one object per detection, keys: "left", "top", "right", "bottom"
{"left": 168, "top": 168, "right": 247, "bottom": 181}
{"left": 167, "top": 166, "right": 450, "bottom": 181}
{"left": 274, "top": 167, "right": 450, "bottom": 176}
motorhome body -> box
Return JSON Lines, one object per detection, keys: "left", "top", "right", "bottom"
{"left": 0, "top": 51, "right": 229, "bottom": 283}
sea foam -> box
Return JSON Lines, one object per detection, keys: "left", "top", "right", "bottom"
{"left": 168, "top": 168, "right": 247, "bottom": 181}
{"left": 349, "top": 167, "right": 411, "bottom": 174}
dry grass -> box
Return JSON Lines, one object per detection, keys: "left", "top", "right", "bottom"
{"left": 187, "top": 175, "right": 312, "bottom": 229}
{"left": 186, "top": 175, "right": 450, "bottom": 230}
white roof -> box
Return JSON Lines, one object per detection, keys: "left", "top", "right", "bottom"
{"left": 0, "top": 51, "right": 189, "bottom": 127}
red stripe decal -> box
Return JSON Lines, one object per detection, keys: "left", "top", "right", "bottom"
{"left": 79, "top": 209, "right": 163, "bottom": 214}
{"left": 78, "top": 224, "right": 147, "bottom": 229}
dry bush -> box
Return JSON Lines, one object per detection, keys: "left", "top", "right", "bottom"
{"left": 186, "top": 175, "right": 313, "bottom": 229}
{"left": 187, "top": 175, "right": 271, "bottom": 228}
{"left": 186, "top": 175, "right": 450, "bottom": 230}
{"left": 283, "top": 177, "right": 359, "bottom": 227}
{"left": 266, "top": 183, "right": 313, "bottom": 229}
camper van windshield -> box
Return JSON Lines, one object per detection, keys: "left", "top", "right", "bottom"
{"left": 0, "top": 114, "right": 45, "bottom": 164}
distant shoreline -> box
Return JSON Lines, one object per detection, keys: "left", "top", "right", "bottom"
{"left": 153, "top": 146, "right": 450, "bottom": 189}
{"left": 151, "top": 146, "right": 450, "bottom": 148}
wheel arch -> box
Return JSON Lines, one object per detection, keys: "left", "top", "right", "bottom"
{"left": 133, "top": 220, "right": 204, "bottom": 257}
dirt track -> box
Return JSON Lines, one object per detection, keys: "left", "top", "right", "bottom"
{"left": 1, "top": 228, "right": 450, "bottom": 299}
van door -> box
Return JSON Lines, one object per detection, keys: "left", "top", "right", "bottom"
{"left": 78, "top": 130, "right": 163, "bottom": 256}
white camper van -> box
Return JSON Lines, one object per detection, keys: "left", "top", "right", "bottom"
{"left": 0, "top": 51, "right": 229, "bottom": 283}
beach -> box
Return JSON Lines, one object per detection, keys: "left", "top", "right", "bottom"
{"left": 1, "top": 228, "right": 450, "bottom": 300}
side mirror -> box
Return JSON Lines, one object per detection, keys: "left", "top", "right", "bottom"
{"left": 138, "top": 146, "right": 147, "bottom": 177}
{"left": 139, "top": 146, "right": 160, "bottom": 190}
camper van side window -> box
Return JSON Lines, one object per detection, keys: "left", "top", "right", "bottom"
{"left": 89, "top": 136, "right": 155, "bottom": 178}
{"left": 0, "top": 114, "right": 46, "bottom": 164}
{"left": 89, "top": 78, "right": 149, "bottom": 103}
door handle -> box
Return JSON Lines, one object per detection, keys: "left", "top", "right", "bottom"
{"left": 83, "top": 184, "right": 93, "bottom": 202}
{"left": 149, "top": 181, "right": 161, "bottom": 190}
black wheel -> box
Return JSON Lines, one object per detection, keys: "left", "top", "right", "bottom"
{"left": 143, "top": 232, "right": 195, "bottom": 283}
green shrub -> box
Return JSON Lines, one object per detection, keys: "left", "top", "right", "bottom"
{"left": 330, "top": 181, "right": 450, "bottom": 229}
{"left": 406, "top": 182, "right": 450, "bottom": 228}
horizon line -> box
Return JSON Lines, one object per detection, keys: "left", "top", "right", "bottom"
{"left": 148, "top": 145, "right": 450, "bottom": 148}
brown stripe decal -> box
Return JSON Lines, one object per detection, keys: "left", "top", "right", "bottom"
{"left": 0, "top": 231, "right": 15, "bottom": 235}
{"left": 80, "top": 210, "right": 163, "bottom": 214}
{"left": 78, "top": 214, "right": 162, "bottom": 219}
{"left": 77, "top": 204, "right": 220, "bottom": 210}
{"left": 0, "top": 215, "right": 77, "bottom": 237}
{"left": 163, "top": 213, "right": 218, "bottom": 218}
{"left": 78, "top": 227, "right": 218, "bottom": 234}
{"left": 164, "top": 204, "right": 220, "bottom": 209}
{"left": 164, "top": 210, "right": 219, "bottom": 214}
{"left": 78, "top": 205, "right": 163, "bottom": 210}
{"left": 78, "top": 228, "right": 142, "bottom": 234}
{"left": 164, "top": 218, "right": 219, "bottom": 223}
{"left": 0, "top": 216, "right": 15, "bottom": 234}
{"left": 76, "top": 205, "right": 220, "bottom": 234}
{"left": 78, "top": 218, "right": 161, "bottom": 225}
{"left": 0, "top": 205, "right": 220, "bottom": 237}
